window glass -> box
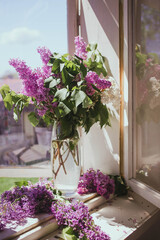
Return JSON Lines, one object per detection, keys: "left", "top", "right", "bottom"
{"left": 134, "top": 0, "right": 160, "bottom": 191}
{"left": 0, "top": 0, "right": 67, "bottom": 170}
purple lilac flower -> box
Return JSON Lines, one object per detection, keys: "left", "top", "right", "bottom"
{"left": 9, "top": 46, "right": 52, "bottom": 103}
{"left": 96, "top": 78, "right": 111, "bottom": 90}
{"left": 37, "top": 46, "right": 52, "bottom": 84}
{"left": 85, "top": 71, "right": 111, "bottom": 96}
{"left": 77, "top": 169, "right": 115, "bottom": 199}
{"left": 35, "top": 68, "right": 50, "bottom": 101}
{"left": 51, "top": 199, "right": 110, "bottom": 240}
{"left": 9, "top": 51, "right": 56, "bottom": 117}
{"left": 9, "top": 58, "right": 39, "bottom": 98}
{"left": 74, "top": 36, "right": 87, "bottom": 60}
{"left": 0, "top": 181, "right": 54, "bottom": 230}
{"left": 37, "top": 46, "right": 52, "bottom": 65}
{"left": 37, "top": 108, "right": 47, "bottom": 117}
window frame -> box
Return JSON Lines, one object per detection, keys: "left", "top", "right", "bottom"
{"left": 124, "top": 0, "right": 160, "bottom": 208}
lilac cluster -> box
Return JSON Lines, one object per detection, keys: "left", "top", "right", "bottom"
{"left": 37, "top": 46, "right": 52, "bottom": 65}
{"left": 0, "top": 181, "right": 54, "bottom": 230}
{"left": 37, "top": 46, "right": 52, "bottom": 79}
{"left": 9, "top": 58, "right": 39, "bottom": 98}
{"left": 9, "top": 47, "right": 53, "bottom": 117}
{"left": 51, "top": 199, "right": 110, "bottom": 240}
{"left": 77, "top": 169, "right": 115, "bottom": 199}
{"left": 0, "top": 198, "right": 30, "bottom": 229}
{"left": 74, "top": 36, "right": 88, "bottom": 60}
{"left": 85, "top": 71, "right": 111, "bottom": 96}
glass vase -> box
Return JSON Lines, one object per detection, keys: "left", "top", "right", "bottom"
{"left": 51, "top": 126, "right": 81, "bottom": 195}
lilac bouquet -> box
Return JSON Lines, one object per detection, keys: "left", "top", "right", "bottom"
{"left": 0, "top": 36, "right": 112, "bottom": 140}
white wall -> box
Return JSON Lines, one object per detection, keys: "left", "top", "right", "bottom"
{"left": 67, "top": 0, "right": 120, "bottom": 175}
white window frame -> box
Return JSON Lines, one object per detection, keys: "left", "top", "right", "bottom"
{"left": 123, "top": 0, "right": 160, "bottom": 208}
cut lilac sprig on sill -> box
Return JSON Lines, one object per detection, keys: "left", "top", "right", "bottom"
{"left": 77, "top": 168, "right": 115, "bottom": 199}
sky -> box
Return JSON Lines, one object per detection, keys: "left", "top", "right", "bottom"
{"left": 0, "top": 0, "right": 67, "bottom": 76}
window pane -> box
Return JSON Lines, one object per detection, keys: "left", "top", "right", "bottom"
{"left": 134, "top": 0, "right": 160, "bottom": 191}
{"left": 0, "top": 0, "right": 67, "bottom": 172}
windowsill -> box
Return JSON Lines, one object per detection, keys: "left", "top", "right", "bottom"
{"left": 0, "top": 168, "right": 52, "bottom": 178}
{"left": 1, "top": 191, "right": 159, "bottom": 240}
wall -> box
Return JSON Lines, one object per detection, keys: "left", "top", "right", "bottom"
{"left": 80, "top": 0, "right": 120, "bottom": 174}
{"left": 67, "top": 0, "right": 120, "bottom": 175}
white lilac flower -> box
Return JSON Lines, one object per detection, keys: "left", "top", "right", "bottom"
{"left": 101, "top": 76, "right": 120, "bottom": 117}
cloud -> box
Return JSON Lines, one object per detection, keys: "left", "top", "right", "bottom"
{"left": 0, "top": 27, "right": 41, "bottom": 45}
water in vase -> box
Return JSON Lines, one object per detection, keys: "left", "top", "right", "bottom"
{"left": 51, "top": 139, "right": 81, "bottom": 195}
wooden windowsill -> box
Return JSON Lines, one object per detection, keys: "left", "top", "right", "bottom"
{"left": 0, "top": 192, "right": 159, "bottom": 240}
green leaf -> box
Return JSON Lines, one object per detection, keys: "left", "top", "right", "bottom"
{"left": 91, "top": 84, "right": 101, "bottom": 93}
{"left": 55, "top": 88, "right": 69, "bottom": 101}
{"left": 19, "top": 101, "right": 23, "bottom": 114}
{"left": 62, "top": 53, "right": 69, "bottom": 58}
{"left": 52, "top": 98, "right": 58, "bottom": 103}
{"left": 82, "top": 96, "right": 92, "bottom": 108}
{"left": 136, "top": 52, "right": 147, "bottom": 65}
{"left": 60, "top": 63, "right": 65, "bottom": 72}
{"left": 74, "top": 54, "right": 83, "bottom": 61}
{"left": 13, "top": 109, "right": 18, "bottom": 121}
{"left": 0, "top": 84, "right": 10, "bottom": 99}
{"left": 109, "top": 175, "right": 128, "bottom": 196}
{"left": 3, "top": 93, "right": 13, "bottom": 110}
{"left": 101, "top": 66, "right": 107, "bottom": 77}
{"left": 62, "top": 67, "right": 75, "bottom": 85}
{"left": 66, "top": 61, "right": 78, "bottom": 76}
{"left": 14, "top": 180, "right": 29, "bottom": 187}
{"left": 74, "top": 90, "right": 87, "bottom": 107}
{"left": 84, "top": 112, "right": 96, "bottom": 133}
{"left": 60, "top": 117, "right": 73, "bottom": 139}
{"left": 49, "top": 78, "right": 61, "bottom": 88}
{"left": 62, "top": 227, "right": 77, "bottom": 240}
{"left": 80, "top": 63, "right": 87, "bottom": 78}
{"left": 55, "top": 102, "right": 71, "bottom": 118}
{"left": 47, "top": 62, "right": 53, "bottom": 67}
{"left": 58, "top": 102, "right": 71, "bottom": 116}
{"left": 86, "top": 45, "right": 91, "bottom": 51}
{"left": 44, "top": 77, "right": 53, "bottom": 83}
{"left": 77, "top": 80, "right": 84, "bottom": 87}
{"left": 88, "top": 43, "right": 97, "bottom": 51}
{"left": 28, "top": 112, "right": 39, "bottom": 127}
{"left": 52, "top": 59, "right": 62, "bottom": 73}
{"left": 61, "top": 68, "right": 69, "bottom": 85}
{"left": 10, "top": 92, "right": 20, "bottom": 103}
{"left": 63, "top": 99, "right": 74, "bottom": 110}
{"left": 52, "top": 52, "right": 62, "bottom": 59}
{"left": 99, "top": 104, "right": 110, "bottom": 127}
{"left": 42, "top": 115, "right": 52, "bottom": 126}
{"left": 71, "top": 88, "right": 77, "bottom": 96}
